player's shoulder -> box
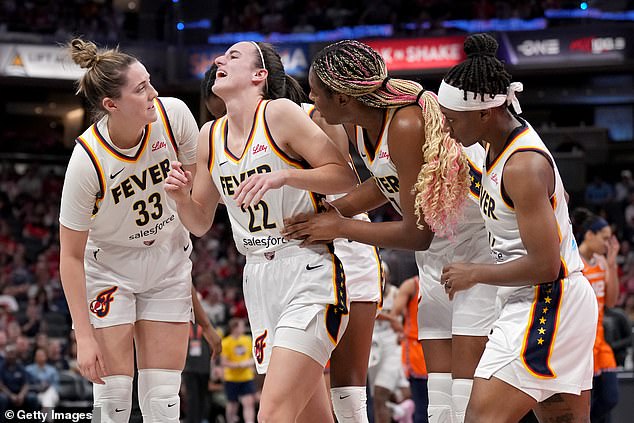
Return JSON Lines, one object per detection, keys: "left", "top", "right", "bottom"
{"left": 156, "top": 96, "right": 192, "bottom": 116}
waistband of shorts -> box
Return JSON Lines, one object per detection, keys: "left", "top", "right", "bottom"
{"left": 245, "top": 245, "right": 329, "bottom": 263}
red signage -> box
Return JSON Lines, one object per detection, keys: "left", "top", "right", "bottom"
{"left": 365, "top": 36, "right": 467, "bottom": 71}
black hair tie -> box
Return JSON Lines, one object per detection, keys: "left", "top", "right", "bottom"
{"left": 416, "top": 89, "right": 426, "bottom": 103}
{"left": 381, "top": 76, "right": 391, "bottom": 89}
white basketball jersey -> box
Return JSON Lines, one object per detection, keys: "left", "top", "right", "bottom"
{"left": 354, "top": 109, "right": 402, "bottom": 215}
{"left": 425, "top": 143, "right": 487, "bottom": 255}
{"left": 209, "top": 100, "right": 325, "bottom": 257}
{"left": 64, "top": 97, "right": 195, "bottom": 248}
{"left": 480, "top": 118, "right": 583, "bottom": 300}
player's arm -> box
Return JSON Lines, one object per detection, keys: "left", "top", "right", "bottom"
{"left": 284, "top": 106, "right": 434, "bottom": 250}
{"left": 166, "top": 121, "right": 221, "bottom": 237}
{"left": 390, "top": 277, "right": 417, "bottom": 319}
{"left": 233, "top": 99, "right": 357, "bottom": 208}
{"left": 444, "top": 151, "right": 561, "bottom": 296}
{"left": 603, "top": 236, "right": 620, "bottom": 308}
{"left": 191, "top": 287, "right": 222, "bottom": 358}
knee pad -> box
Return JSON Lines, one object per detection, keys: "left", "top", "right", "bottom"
{"left": 427, "top": 373, "right": 453, "bottom": 423}
{"left": 451, "top": 378, "right": 473, "bottom": 423}
{"left": 138, "top": 369, "right": 181, "bottom": 423}
{"left": 331, "top": 386, "right": 369, "bottom": 423}
{"left": 92, "top": 375, "right": 133, "bottom": 423}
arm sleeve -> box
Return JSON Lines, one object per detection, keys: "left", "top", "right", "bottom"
{"left": 59, "top": 144, "right": 101, "bottom": 231}
{"left": 162, "top": 97, "right": 199, "bottom": 165}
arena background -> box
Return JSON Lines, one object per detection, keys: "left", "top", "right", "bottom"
{"left": 0, "top": 1, "right": 633, "bottom": 422}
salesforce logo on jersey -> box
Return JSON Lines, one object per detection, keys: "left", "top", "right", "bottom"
{"left": 243, "top": 235, "right": 289, "bottom": 249}
{"left": 188, "top": 44, "right": 309, "bottom": 79}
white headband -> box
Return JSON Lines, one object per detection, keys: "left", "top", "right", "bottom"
{"left": 438, "top": 80, "right": 524, "bottom": 114}
{"left": 250, "top": 41, "right": 269, "bottom": 94}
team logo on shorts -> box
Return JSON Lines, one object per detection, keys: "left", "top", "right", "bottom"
{"left": 89, "top": 286, "right": 118, "bottom": 318}
{"left": 254, "top": 330, "right": 268, "bottom": 365}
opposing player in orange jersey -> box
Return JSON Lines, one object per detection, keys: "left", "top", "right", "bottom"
{"left": 391, "top": 275, "right": 429, "bottom": 423}
{"left": 574, "top": 208, "right": 620, "bottom": 422}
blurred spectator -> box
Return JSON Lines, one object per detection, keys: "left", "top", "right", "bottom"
{"left": 625, "top": 294, "right": 634, "bottom": 323}
{"left": 224, "top": 287, "right": 247, "bottom": 320}
{"left": 603, "top": 307, "right": 633, "bottom": 368}
{"left": 46, "top": 340, "right": 69, "bottom": 372}
{"left": 6, "top": 320, "right": 21, "bottom": 344}
{"left": 20, "top": 301, "right": 43, "bottom": 337}
{"left": 625, "top": 192, "right": 634, "bottom": 239}
{"left": 615, "top": 170, "right": 634, "bottom": 204}
{"left": 202, "top": 285, "right": 228, "bottom": 327}
{"left": 221, "top": 318, "right": 256, "bottom": 423}
{"left": 15, "top": 335, "right": 33, "bottom": 364}
{"left": 0, "top": 330, "right": 7, "bottom": 368}
{"left": 26, "top": 347, "right": 59, "bottom": 410}
{"left": 0, "top": 344, "right": 39, "bottom": 414}
{"left": 585, "top": 176, "right": 614, "bottom": 213}
{"left": 183, "top": 322, "right": 214, "bottom": 423}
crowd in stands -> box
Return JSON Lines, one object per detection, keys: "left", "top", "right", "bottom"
{"left": 2, "top": 0, "right": 633, "bottom": 44}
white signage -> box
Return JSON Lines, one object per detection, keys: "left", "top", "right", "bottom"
{"left": 0, "top": 44, "right": 85, "bottom": 79}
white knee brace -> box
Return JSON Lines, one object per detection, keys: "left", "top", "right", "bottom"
{"left": 331, "top": 386, "right": 369, "bottom": 423}
{"left": 138, "top": 369, "right": 182, "bottom": 423}
{"left": 92, "top": 375, "right": 133, "bottom": 423}
{"left": 427, "top": 373, "right": 453, "bottom": 423}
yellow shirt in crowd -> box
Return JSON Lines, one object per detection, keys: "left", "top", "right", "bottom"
{"left": 221, "top": 334, "right": 254, "bottom": 382}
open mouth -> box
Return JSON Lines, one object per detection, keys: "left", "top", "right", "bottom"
{"left": 216, "top": 69, "right": 228, "bottom": 78}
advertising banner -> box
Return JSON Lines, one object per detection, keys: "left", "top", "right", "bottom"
{"left": 364, "top": 36, "right": 467, "bottom": 71}
{"left": 0, "top": 44, "right": 84, "bottom": 79}
{"left": 499, "top": 28, "right": 631, "bottom": 67}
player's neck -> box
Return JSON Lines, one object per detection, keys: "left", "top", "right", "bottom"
{"left": 579, "top": 244, "right": 593, "bottom": 262}
{"left": 224, "top": 95, "right": 263, "bottom": 140}
{"left": 107, "top": 116, "right": 145, "bottom": 149}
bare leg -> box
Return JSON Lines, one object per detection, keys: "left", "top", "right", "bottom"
{"left": 533, "top": 391, "right": 591, "bottom": 423}
{"left": 240, "top": 394, "right": 256, "bottom": 423}
{"left": 258, "top": 346, "right": 328, "bottom": 422}
{"left": 297, "top": 378, "right": 336, "bottom": 423}
{"left": 134, "top": 320, "right": 189, "bottom": 370}
{"left": 373, "top": 386, "right": 392, "bottom": 423}
{"left": 330, "top": 302, "right": 377, "bottom": 387}
{"left": 465, "top": 377, "right": 535, "bottom": 423}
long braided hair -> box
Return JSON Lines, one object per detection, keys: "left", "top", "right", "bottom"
{"left": 443, "top": 33, "right": 512, "bottom": 101}
{"left": 312, "top": 40, "right": 469, "bottom": 237}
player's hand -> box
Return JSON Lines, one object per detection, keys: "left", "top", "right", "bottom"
{"left": 76, "top": 334, "right": 108, "bottom": 384}
{"left": 165, "top": 161, "right": 194, "bottom": 204}
{"left": 282, "top": 202, "right": 345, "bottom": 246}
{"left": 606, "top": 234, "right": 620, "bottom": 266}
{"left": 441, "top": 262, "right": 477, "bottom": 301}
{"left": 202, "top": 325, "right": 223, "bottom": 360}
{"left": 233, "top": 170, "right": 288, "bottom": 208}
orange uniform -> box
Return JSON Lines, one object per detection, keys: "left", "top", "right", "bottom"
{"left": 402, "top": 277, "right": 427, "bottom": 379}
{"left": 582, "top": 258, "right": 617, "bottom": 374}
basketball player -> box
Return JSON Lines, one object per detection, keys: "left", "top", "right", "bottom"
{"left": 302, "top": 102, "right": 382, "bottom": 423}
{"left": 202, "top": 60, "right": 382, "bottom": 422}
{"left": 574, "top": 209, "right": 620, "bottom": 422}
{"left": 282, "top": 40, "right": 498, "bottom": 423}
{"left": 164, "top": 41, "right": 357, "bottom": 422}
{"left": 438, "top": 33, "right": 598, "bottom": 422}
{"left": 59, "top": 38, "right": 220, "bottom": 423}
{"left": 390, "top": 275, "right": 429, "bottom": 423}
